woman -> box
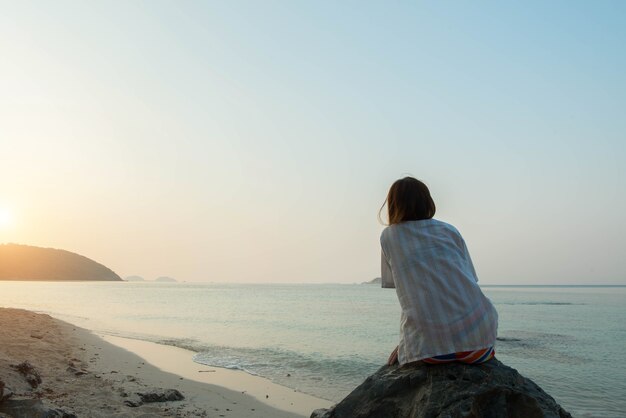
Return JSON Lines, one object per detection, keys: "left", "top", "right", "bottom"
{"left": 380, "top": 177, "right": 498, "bottom": 366}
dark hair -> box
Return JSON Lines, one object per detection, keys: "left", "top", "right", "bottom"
{"left": 379, "top": 177, "right": 436, "bottom": 225}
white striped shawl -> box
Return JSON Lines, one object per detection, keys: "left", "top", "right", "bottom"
{"left": 381, "top": 219, "right": 498, "bottom": 364}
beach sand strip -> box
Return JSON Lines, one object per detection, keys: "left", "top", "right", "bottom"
{"left": 0, "top": 307, "right": 331, "bottom": 417}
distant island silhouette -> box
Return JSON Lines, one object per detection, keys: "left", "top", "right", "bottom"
{"left": 124, "top": 275, "right": 145, "bottom": 282}
{"left": 362, "top": 277, "right": 382, "bottom": 285}
{"left": 0, "top": 244, "right": 122, "bottom": 281}
{"left": 154, "top": 276, "right": 177, "bottom": 282}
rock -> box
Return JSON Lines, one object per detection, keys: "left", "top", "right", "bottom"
{"left": 66, "top": 365, "right": 87, "bottom": 376}
{"left": 137, "top": 389, "right": 184, "bottom": 403}
{"left": 0, "top": 381, "right": 13, "bottom": 403}
{"left": 137, "top": 389, "right": 185, "bottom": 403}
{"left": 11, "top": 361, "right": 42, "bottom": 388}
{"left": 123, "top": 398, "right": 143, "bottom": 408}
{"left": 311, "top": 359, "right": 571, "bottom": 418}
{"left": 0, "top": 398, "right": 76, "bottom": 418}
{"left": 125, "top": 389, "right": 185, "bottom": 407}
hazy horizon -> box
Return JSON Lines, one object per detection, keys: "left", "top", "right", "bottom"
{"left": 1, "top": 1, "right": 625, "bottom": 285}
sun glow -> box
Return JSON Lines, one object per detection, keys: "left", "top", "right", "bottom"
{"left": 0, "top": 208, "right": 12, "bottom": 228}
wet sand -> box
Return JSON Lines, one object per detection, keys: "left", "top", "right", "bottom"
{"left": 0, "top": 307, "right": 331, "bottom": 417}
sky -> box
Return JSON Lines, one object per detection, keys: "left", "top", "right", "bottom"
{"left": 1, "top": 1, "right": 625, "bottom": 284}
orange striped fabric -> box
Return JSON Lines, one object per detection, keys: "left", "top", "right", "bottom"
{"left": 422, "top": 346, "right": 495, "bottom": 364}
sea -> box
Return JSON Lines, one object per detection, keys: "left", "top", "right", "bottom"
{"left": 0, "top": 282, "right": 624, "bottom": 418}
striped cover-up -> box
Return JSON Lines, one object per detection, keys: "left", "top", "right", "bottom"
{"left": 422, "top": 346, "right": 495, "bottom": 364}
{"left": 381, "top": 219, "right": 499, "bottom": 365}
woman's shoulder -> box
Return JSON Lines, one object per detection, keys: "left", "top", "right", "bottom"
{"left": 380, "top": 223, "right": 405, "bottom": 245}
{"left": 381, "top": 219, "right": 443, "bottom": 237}
{"left": 380, "top": 224, "right": 394, "bottom": 242}
{"left": 381, "top": 219, "right": 462, "bottom": 240}
{"left": 428, "top": 220, "right": 465, "bottom": 242}
{"left": 429, "top": 219, "right": 460, "bottom": 233}
{"left": 401, "top": 218, "right": 458, "bottom": 232}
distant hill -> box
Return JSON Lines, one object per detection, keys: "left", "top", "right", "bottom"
{"left": 154, "top": 276, "right": 177, "bottom": 282}
{"left": 362, "top": 277, "right": 382, "bottom": 285}
{"left": 125, "top": 275, "right": 145, "bottom": 282}
{"left": 0, "top": 244, "right": 122, "bottom": 281}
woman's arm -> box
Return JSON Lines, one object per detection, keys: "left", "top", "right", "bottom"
{"left": 381, "top": 249, "right": 395, "bottom": 288}
{"left": 461, "top": 238, "right": 479, "bottom": 282}
{"left": 387, "top": 346, "right": 399, "bottom": 365}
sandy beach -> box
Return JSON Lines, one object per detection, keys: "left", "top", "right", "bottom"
{"left": 0, "top": 307, "right": 331, "bottom": 417}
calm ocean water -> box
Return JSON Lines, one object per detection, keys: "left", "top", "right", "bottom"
{"left": 0, "top": 282, "right": 624, "bottom": 417}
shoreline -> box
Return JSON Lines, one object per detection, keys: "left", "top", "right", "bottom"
{"left": 0, "top": 307, "right": 332, "bottom": 417}
{"left": 100, "top": 334, "right": 332, "bottom": 415}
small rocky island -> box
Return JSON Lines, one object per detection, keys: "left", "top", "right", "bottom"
{"left": 0, "top": 244, "right": 122, "bottom": 281}
{"left": 311, "top": 359, "right": 571, "bottom": 418}
{"left": 124, "top": 275, "right": 145, "bottom": 282}
{"left": 154, "top": 276, "right": 177, "bottom": 283}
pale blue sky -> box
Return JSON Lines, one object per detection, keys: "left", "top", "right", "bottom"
{"left": 1, "top": 1, "right": 625, "bottom": 284}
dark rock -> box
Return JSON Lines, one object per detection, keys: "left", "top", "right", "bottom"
{"left": 0, "top": 398, "right": 76, "bottom": 418}
{"left": 66, "top": 366, "right": 87, "bottom": 376}
{"left": 11, "top": 361, "right": 42, "bottom": 388}
{"left": 123, "top": 398, "right": 143, "bottom": 408}
{"left": 311, "top": 359, "right": 571, "bottom": 418}
{"left": 136, "top": 389, "right": 184, "bottom": 403}
{"left": 1, "top": 381, "right": 13, "bottom": 403}
{"left": 124, "top": 388, "right": 184, "bottom": 407}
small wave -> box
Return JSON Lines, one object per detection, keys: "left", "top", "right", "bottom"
{"left": 99, "top": 332, "right": 376, "bottom": 401}
{"left": 496, "top": 331, "right": 588, "bottom": 364}
{"left": 192, "top": 346, "right": 379, "bottom": 401}
{"left": 97, "top": 330, "right": 198, "bottom": 349}
{"left": 223, "top": 364, "right": 244, "bottom": 371}
{"left": 498, "top": 330, "right": 576, "bottom": 343}
{"left": 499, "top": 302, "right": 583, "bottom": 306}
{"left": 96, "top": 333, "right": 347, "bottom": 397}
{"left": 157, "top": 338, "right": 203, "bottom": 353}
{"left": 496, "top": 337, "right": 522, "bottom": 342}
{"left": 195, "top": 360, "right": 259, "bottom": 376}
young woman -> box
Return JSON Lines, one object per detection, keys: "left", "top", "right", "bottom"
{"left": 380, "top": 177, "right": 498, "bottom": 366}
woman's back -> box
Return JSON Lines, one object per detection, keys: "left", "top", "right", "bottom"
{"left": 381, "top": 219, "right": 498, "bottom": 365}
